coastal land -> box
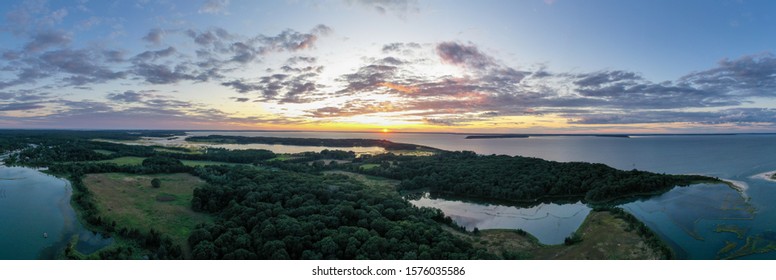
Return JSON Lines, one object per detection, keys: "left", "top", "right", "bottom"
{"left": 0, "top": 130, "right": 721, "bottom": 259}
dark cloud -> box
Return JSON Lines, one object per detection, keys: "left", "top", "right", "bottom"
{"left": 436, "top": 41, "right": 495, "bottom": 69}
{"left": 286, "top": 56, "right": 317, "bottom": 65}
{"left": 234, "top": 97, "right": 250, "bottom": 102}
{"left": 107, "top": 91, "right": 147, "bottom": 103}
{"left": 142, "top": 28, "right": 165, "bottom": 44}
{"left": 0, "top": 102, "right": 45, "bottom": 111}
{"left": 24, "top": 30, "right": 71, "bottom": 52}
{"left": 40, "top": 49, "right": 126, "bottom": 84}
{"left": 259, "top": 25, "right": 332, "bottom": 53}
{"left": 132, "top": 47, "right": 177, "bottom": 62}
{"left": 221, "top": 79, "right": 265, "bottom": 94}
{"left": 132, "top": 63, "right": 194, "bottom": 84}
{"left": 229, "top": 42, "right": 258, "bottom": 63}
{"left": 339, "top": 64, "right": 399, "bottom": 93}
{"left": 681, "top": 53, "right": 776, "bottom": 98}
{"left": 222, "top": 71, "right": 322, "bottom": 103}
{"left": 573, "top": 70, "right": 641, "bottom": 87}
{"left": 382, "top": 42, "right": 421, "bottom": 53}
{"left": 280, "top": 65, "right": 323, "bottom": 73}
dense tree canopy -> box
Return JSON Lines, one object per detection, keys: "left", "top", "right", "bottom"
{"left": 189, "top": 165, "right": 494, "bottom": 260}
{"left": 357, "top": 151, "right": 718, "bottom": 202}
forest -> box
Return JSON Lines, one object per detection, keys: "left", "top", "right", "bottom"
{"left": 355, "top": 151, "right": 719, "bottom": 203}
{"left": 0, "top": 130, "right": 689, "bottom": 259}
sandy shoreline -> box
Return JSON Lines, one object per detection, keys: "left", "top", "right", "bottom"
{"left": 717, "top": 178, "right": 750, "bottom": 201}
{"left": 720, "top": 179, "right": 749, "bottom": 192}
{"left": 751, "top": 170, "right": 776, "bottom": 183}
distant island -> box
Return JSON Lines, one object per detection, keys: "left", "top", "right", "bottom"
{"left": 465, "top": 135, "right": 529, "bottom": 139}
{"left": 465, "top": 134, "right": 630, "bottom": 139}
{"left": 186, "top": 135, "right": 441, "bottom": 152}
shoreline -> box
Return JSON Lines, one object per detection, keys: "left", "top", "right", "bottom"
{"left": 751, "top": 170, "right": 776, "bottom": 183}
{"left": 718, "top": 178, "right": 750, "bottom": 201}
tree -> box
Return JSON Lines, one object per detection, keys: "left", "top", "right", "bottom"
{"left": 151, "top": 178, "right": 161, "bottom": 188}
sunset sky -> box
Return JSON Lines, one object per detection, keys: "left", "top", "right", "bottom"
{"left": 2, "top": 0, "right": 776, "bottom": 133}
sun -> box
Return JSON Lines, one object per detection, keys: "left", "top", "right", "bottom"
{"left": 381, "top": 128, "right": 390, "bottom": 133}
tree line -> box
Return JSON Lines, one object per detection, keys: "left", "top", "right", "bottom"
{"left": 354, "top": 151, "right": 719, "bottom": 203}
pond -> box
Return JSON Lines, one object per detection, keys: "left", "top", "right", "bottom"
{"left": 407, "top": 192, "right": 591, "bottom": 245}
{"left": 0, "top": 166, "right": 112, "bottom": 259}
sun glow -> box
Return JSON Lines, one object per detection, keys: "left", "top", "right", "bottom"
{"left": 382, "top": 128, "right": 390, "bottom": 133}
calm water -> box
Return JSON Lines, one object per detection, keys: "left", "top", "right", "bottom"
{"left": 180, "top": 132, "right": 776, "bottom": 259}
{"left": 0, "top": 166, "right": 112, "bottom": 259}
{"left": 138, "top": 133, "right": 386, "bottom": 154}
{"left": 410, "top": 194, "right": 590, "bottom": 244}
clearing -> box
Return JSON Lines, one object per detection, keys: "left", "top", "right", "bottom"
{"left": 452, "top": 210, "right": 666, "bottom": 259}
{"left": 82, "top": 172, "right": 212, "bottom": 257}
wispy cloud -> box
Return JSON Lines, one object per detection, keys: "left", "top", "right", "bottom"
{"left": 345, "top": 0, "right": 419, "bottom": 17}
{"left": 198, "top": 0, "right": 230, "bottom": 15}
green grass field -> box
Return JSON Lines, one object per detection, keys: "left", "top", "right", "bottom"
{"left": 359, "top": 163, "right": 380, "bottom": 170}
{"left": 82, "top": 173, "right": 212, "bottom": 257}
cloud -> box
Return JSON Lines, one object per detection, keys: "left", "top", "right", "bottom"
{"left": 198, "top": 0, "right": 230, "bottom": 15}
{"left": 436, "top": 41, "right": 495, "bottom": 69}
{"left": 4, "top": 97, "right": 306, "bottom": 129}
{"left": 107, "top": 91, "right": 147, "bottom": 103}
{"left": 3, "top": 1, "right": 66, "bottom": 35}
{"left": 24, "top": 30, "right": 71, "bottom": 52}
{"left": 222, "top": 71, "right": 323, "bottom": 103}
{"left": 565, "top": 108, "right": 776, "bottom": 125}
{"left": 680, "top": 53, "right": 776, "bottom": 98}
{"left": 382, "top": 42, "right": 421, "bottom": 53}
{"left": 0, "top": 102, "right": 45, "bottom": 111}
{"left": 142, "top": 28, "right": 165, "bottom": 44}
{"left": 259, "top": 25, "right": 333, "bottom": 53}
{"left": 132, "top": 47, "right": 177, "bottom": 62}
{"left": 132, "top": 63, "right": 195, "bottom": 84}
{"left": 286, "top": 56, "right": 317, "bottom": 65}
{"left": 346, "top": 0, "right": 419, "bottom": 17}
{"left": 573, "top": 70, "right": 641, "bottom": 88}
{"left": 38, "top": 49, "right": 127, "bottom": 85}
{"left": 314, "top": 42, "right": 776, "bottom": 127}
{"left": 102, "top": 50, "right": 126, "bottom": 63}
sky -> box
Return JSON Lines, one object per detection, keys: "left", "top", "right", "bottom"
{"left": 1, "top": 0, "right": 776, "bottom": 133}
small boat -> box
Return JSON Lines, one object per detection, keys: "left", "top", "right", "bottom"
{"left": 43, "top": 232, "right": 48, "bottom": 238}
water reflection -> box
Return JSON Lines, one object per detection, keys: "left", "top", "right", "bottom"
{"left": 407, "top": 192, "right": 591, "bottom": 245}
